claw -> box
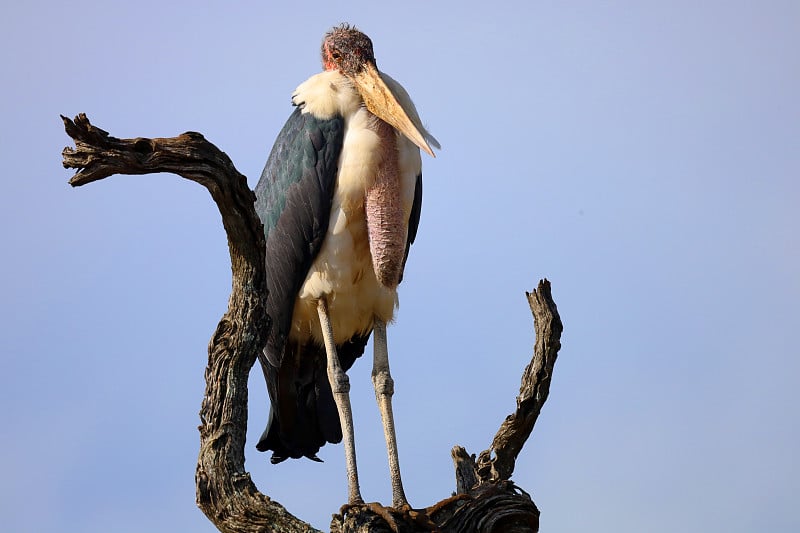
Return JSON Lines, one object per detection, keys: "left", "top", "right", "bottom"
{"left": 339, "top": 502, "right": 440, "bottom": 532}
{"left": 396, "top": 503, "right": 439, "bottom": 532}
{"left": 425, "top": 492, "right": 472, "bottom": 515}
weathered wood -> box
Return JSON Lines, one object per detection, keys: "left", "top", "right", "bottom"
{"left": 329, "top": 281, "right": 562, "bottom": 532}
{"left": 62, "top": 114, "right": 563, "bottom": 533}
{"left": 62, "top": 113, "right": 317, "bottom": 533}
{"left": 474, "top": 279, "right": 563, "bottom": 484}
{"left": 440, "top": 279, "right": 562, "bottom": 531}
{"left": 451, "top": 446, "right": 479, "bottom": 496}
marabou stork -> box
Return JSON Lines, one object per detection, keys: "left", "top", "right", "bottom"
{"left": 253, "top": 24, "right": 438, "bottom": 508}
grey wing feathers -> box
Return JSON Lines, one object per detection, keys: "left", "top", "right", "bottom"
{"left": 253, "top": 107, "right": 345, "bottom": 460}
{"left": 252, "top": 107, "right": 423, "bottom": 462}
{"left": 253, "top": 107, "right": 344, "bottom": 369}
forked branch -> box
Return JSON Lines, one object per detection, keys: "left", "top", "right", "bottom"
{"left": 62, "top": 114, "right": 562, "bottom": 533}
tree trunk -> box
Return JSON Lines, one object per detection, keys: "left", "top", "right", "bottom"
{"left": 62, "top": 114, "right": 563, "bottom": 532}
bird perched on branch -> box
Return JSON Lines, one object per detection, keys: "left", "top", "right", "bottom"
{"left": 253, "top": 24, "right": 438, "bottom": 508}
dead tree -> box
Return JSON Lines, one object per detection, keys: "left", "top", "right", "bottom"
{"left": 61, "top": 114, "right": 563, "bottom": 533}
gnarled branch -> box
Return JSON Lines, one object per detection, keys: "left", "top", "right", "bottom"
{"left": 475, "top": 280, "right": 563, "bottom": 483}
{"left": 62, "top": 113, "right": 315, "bottom": 533}
{"left": 62, "top": 114, "right": 562, "bottom": 533}
{"left": 445, "top": 279, "right": 561, "bottom": 532}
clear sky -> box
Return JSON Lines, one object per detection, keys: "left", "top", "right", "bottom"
{"left": 2, "top": 1, "right": 798, "bottom": 531}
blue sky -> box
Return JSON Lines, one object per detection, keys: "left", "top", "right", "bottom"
{"left": 2, "top": 1, "right": 798, "bottom": 531}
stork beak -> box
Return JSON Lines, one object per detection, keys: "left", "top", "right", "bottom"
{"left": 353, "top": 63, "right": 435, "bottom": 157}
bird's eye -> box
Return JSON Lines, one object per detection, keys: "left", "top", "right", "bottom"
{"left": 331, "top": 50, "right": 342, "bottom": 61}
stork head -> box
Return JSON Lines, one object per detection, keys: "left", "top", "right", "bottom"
{"left": 321, "top": 24, "right": 435, "bottom": 157}
{"left": 322, "top": 24, "right": 376, "bottom": 76}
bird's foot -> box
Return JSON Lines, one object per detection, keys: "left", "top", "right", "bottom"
{"left": 424, "top": 492, "right": 472, "bottom": 515}
{"left": 339, "top": 501, "right": 439, "bottom": 532}
{"left": 393, "top": 502, "right": 440, "bottom": 532}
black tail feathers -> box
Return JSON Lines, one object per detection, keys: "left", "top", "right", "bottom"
{"left": 257, "top": 336, "right": 368, "bottom": 463}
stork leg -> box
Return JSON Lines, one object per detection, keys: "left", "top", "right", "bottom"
{"left": 371, "top": 318, "right": 409, "bottom": 509}
{"left": 318, "top": 297, "right": 363, "bottom": 505}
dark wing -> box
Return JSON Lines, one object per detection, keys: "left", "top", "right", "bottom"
{"left": 399, "top": 172, "right": 423, "bottom": 281}
{"left": 254, "top": 106, "right": 344, "bottom": 368}
{"left": 253, "top": 107, "right": 345, "bottom": 460}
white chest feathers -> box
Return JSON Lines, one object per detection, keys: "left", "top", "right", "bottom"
{"left": 289, "top": 71, "right": 423, "bottom": 346}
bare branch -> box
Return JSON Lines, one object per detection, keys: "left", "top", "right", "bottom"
{"left": 475, "top": 279, "right": 563, "bottom": 483}
{"left": 451, "top": 446, "right": 479, "bottom": 495}
{"left": 437, "top": 279, "right": 561, "bottom": 531}
{"left": 62, "top": 114, "right": 318, "bottom": 533}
